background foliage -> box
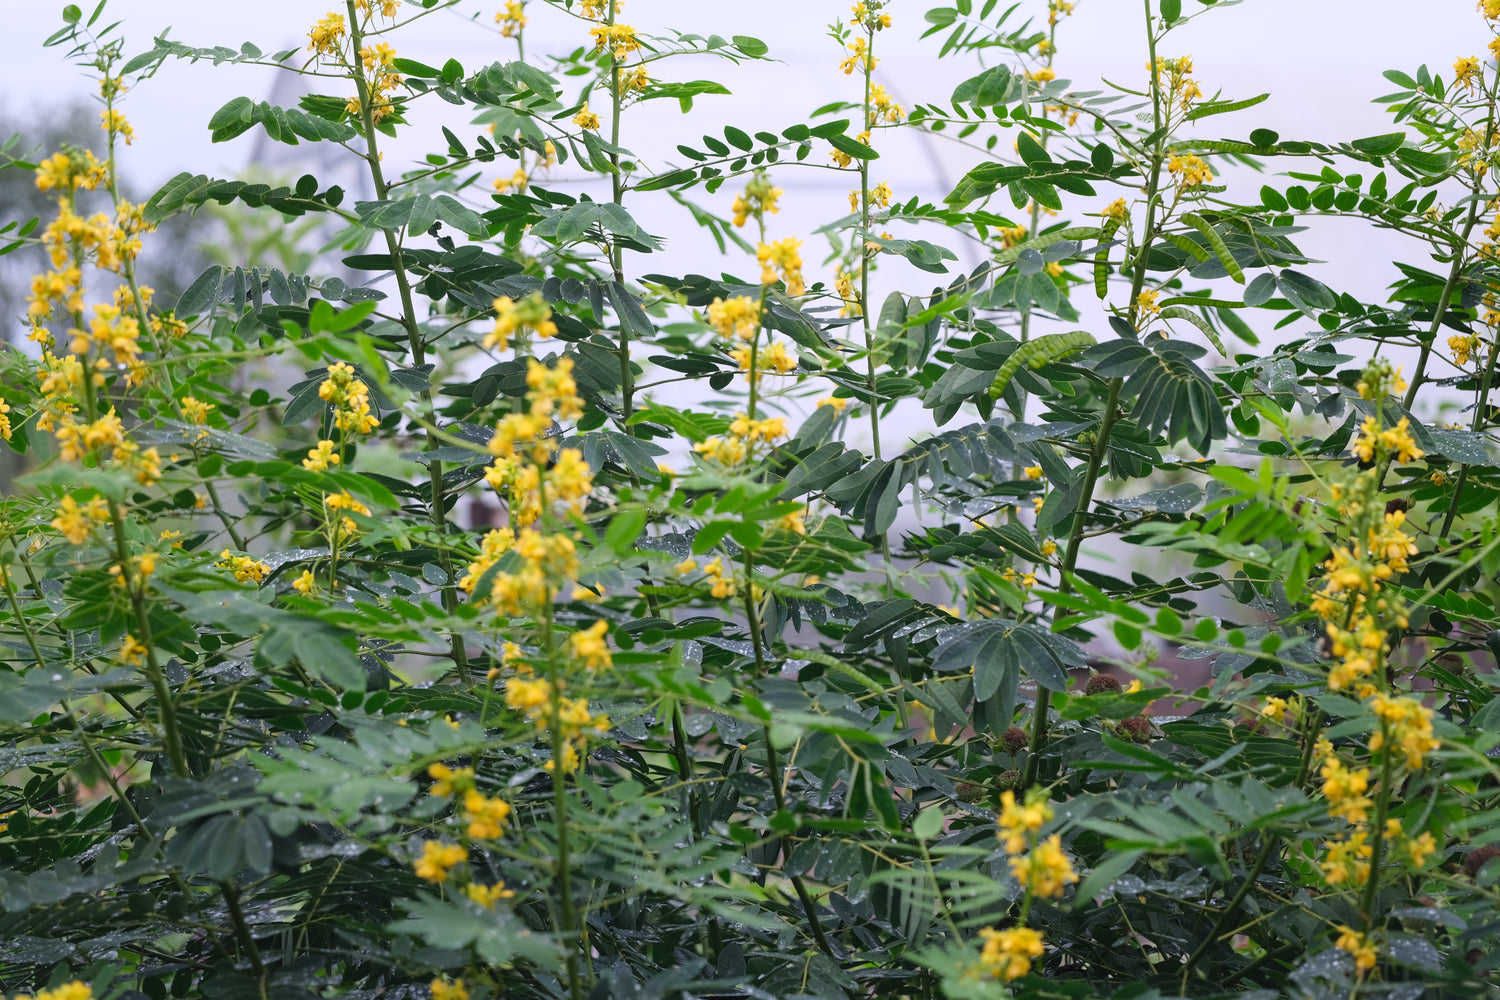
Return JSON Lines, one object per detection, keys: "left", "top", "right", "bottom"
{"left": 3, "top": 1, "right": 1500, "bottom": 999}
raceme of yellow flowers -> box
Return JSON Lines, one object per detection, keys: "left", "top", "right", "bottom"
{"left": 1255, "top": 361, "right": 1444, "bottom": 974}
{"left": 307, "top": 5, "right": 405, "bottom": 125}
{"left": 969, "top": 789, "right": 1077, "bottom": 980}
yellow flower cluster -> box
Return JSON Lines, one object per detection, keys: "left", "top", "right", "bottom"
{"left": 1047, "top": 0, "right": 1075, "bottom": 26}
{"left": 307, "top": 12, "right": 348, "bottom": 56}
{"left": 414, "top": 839, "right": 467, "bottom": 882}
{"left": 1334, "top": 926, "right": 1378, "bottom": 973}
{"left": 1367, "top": 693, "right": 1440, "bottom": 770}
{"left": 486, "top": 291, "right": 558, "bottom": 352}
{"left": 319, "top": 362, "right": 380, "bottom": 435}
{"left": 834, "top": 270, "right": 860, "bottom": 318}
{"left": 567, "top": 620, "right": 613, "bottom": 670}
{"left": 354, "top": 0, "right": 401, "bottom": 16}
{"left": 732, "top": 172, "right": 783, "bottom": 229}
{"left": 1167, "top": 153, "right": 1213, "bottom": 187}
{"left": 0, "top": 398, "right": 10, "bottom": 442}
{"left": 504, "top": 676, "right": 610, "bottom": 773}
{"left": 1151, "top": 55, "right": 1202, "bottom": 109}
{"left": 757, "top": 237, "right": 806, "bottom": 295}
{"left": 217, "top": 550, "right": 272, "bottom": 585}
{"left": 869, "top": 83, "right": 904, "bottom": 124}
{"left": 850, "top": 2, "right": 893, "bottom": 30}
{"left": 839, "top": 37, "right": 877, "bottom": 76}
{"left": 474, "top": 528, "right": 580, "bottom": 616}
{"left": 1350, "top": 415, "right": 1423, "bottom": 465}
{"left": 728, "top": 340, "right": 797, "bottom": 383}
{"left": 573, "top": 102, "right": 602, "bottom": 130}
{"left": 708, "top": 295, "right": 761, "bottom": 340}
{"left": 347, "top": 45, "right": 403, "bottom": 125}
{"left": 692, "top": 414, "right": 788, "bottom": 468}
{"left": 976, "top": 926, "right": 1045, "bottom": 980}
{"left": 1319, "top": 757, "right": 1372, "bottom": 825}
{"left": 1102, "top": 198, "right": 1129, "bottom": 222}
{"left": 35, "top": 149, "right": 109, "bottom": 193}
{"left": 589, "top": 23, "right": 641, "bottom": 60}
{"left": 1320, "top": 829, "right": 1371, "bottom": 885}
{"left": 1449, "top": 332, "right": 1483, "bottom": 366}
{"left": 326, "top": 490, "right": 371, "bottom": 537}
{"left": 848, "top": 181, "right": 894, "bottom": 213}
{"left": 51, "top": 495, "right": 111, "bottom": 545}
{"left": 430, "top": 979, "right": 468, "bottom": 1000}
{"left": 496, "top": 1, "right": 526, "bottom": 37}
{"left": 101, "top": 108, "right": 135, "bottom": 145}
{"left": 11, "top": 982, "right": 94, "bottom": 1000}
{"left": 482, "top": 358, "right": 591, "bottom": 527}
{"left": 995, "top": 790, "right": 1076, "bottom": 899}
{"left": 1455, "top": 54, "right": 1482, "bottom": 91}
{"left": 302, "top": 439, "right": 342, "bottom": 471}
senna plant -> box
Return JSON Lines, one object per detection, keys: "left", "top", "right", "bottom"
{"left": 3, "top": 0, "right": 1500, "bottom": 998}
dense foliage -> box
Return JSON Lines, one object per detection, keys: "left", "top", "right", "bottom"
{"left": 3, "top": 1, "right": 1500, "bottom": 999}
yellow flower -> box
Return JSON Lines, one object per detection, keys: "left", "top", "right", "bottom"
{"left": 1166, "top": 153, "right": 1213, "bottom": 187}
{"left": 589, "top": 23, "right": 641, "bottom": 60}
{"left": 217, "top": 550, "right": 272, "bottom": 585}
{"left": 119, "top": 634, "right": 149, "bottom": 666}
{"left": 33, "top": 983, "right": 95, "bottom": 1000}
{"left": 1008, "top": 833, "right": 1078, "bottom": 897}
{"left": 51, "top": 495, "right": 110, "bottom": 545}
{"left": 413, "top": 840, "right": 467, "bottom": 882}
{"left": 568, "top": 620, "right": 613, "bottom": 671}
{"left": 307, "top": 12, "right": 348, "bottom": 55}
{"left": 1455, "top": 55, "right": 1482, "bottom": 91}
{"left": 997, "top": 789, "right": 1053, "bottom": 854}
{"left": 1136, "top": 289, "right": 1161, "bottom": 318}
{"left": 756, "top": 237, "right": 805, "bottom": 295}
{"left": 1320, "top": 830, "right": 1372, "bottom": 885}
{"left": 462, "top": 789, "right": 513, "bottom": 839}
{"left": 702, "top": 556, "right": 736, "bottom": 598}
{"left": 1334, "top": 926, "right": 1377, "bottom": 973}
{"left": 1449, "top": 333, "right": 1482, "bottom": 366}
{"left": 430, "top": 978, "right": 469, "bottom": 1000}
{"left": 818, "top": 395, "right": 849, "bottom": 411}
{"left": 1319, "top": 757, "right": 1372, "bottom": 824}
{"left": 1102, "top": 198, "right": 1129, "bottom": 222}
{"left": 977, "top": 926, "right": 1045, "bottom": 980}
{"left": 573, "top": 103, "right": 602, "bottom": 130}
{"left": 1407, "top": 830, "right": 1437, "bottom": 867}
{"left": 427, "top": 763, "right": 476, "bottom": 798}
{"left": 464, "top": 881, "right": 516, "bottom": 907}
{"left": 292, "top": 569, "right": 318, "bottom": 594}
{"left": 496, "top": 1, "right": 526, "bottom": 36}
{"left": 1040, "top": 539, "right": 1057, "bottom": 557}
{"left": 1023, "top": 465, "right": 1043, "bottom": 480}
{"left": 303, "top": 439, "right": 341, "bottom": 471}
{"left": 180, "top": 395, "right": 214, "bottom": 426}
{"left": 708, "top": 295, "right": 761, "bottom": 339}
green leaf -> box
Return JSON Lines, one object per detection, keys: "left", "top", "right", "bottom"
{"left": 1350, "top": 131, "right": 1406, "bottom": 156}
{"left": 1160, "top": 0, "right": 1182, "bottom": 21}
{"left": 828, "top": 133, "right": 879, "bottom": 160}
{"left": 732, "top": 35, "right": 769, "bottom": 57}
{"left": 257, "top": 617, "right": 365, "bottom": 689}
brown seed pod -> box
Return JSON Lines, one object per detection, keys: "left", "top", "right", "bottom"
{"left": 1001, "top": 725, "right": 1029, "bottom": 756}
{"left": 1085, "top": 674, "right": 1122, "bottom": 696}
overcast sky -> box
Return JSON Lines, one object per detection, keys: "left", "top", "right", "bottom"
{"left": 3, "top": 0, "right": 1489, "bottom": 434}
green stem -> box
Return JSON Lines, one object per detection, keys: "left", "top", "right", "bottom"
{"left": 345, "top": 1, "right": 469, "bottom": 682}
{"left": 544, "top": 607, "right": 585, "bottom": 1000}
{"left": 1438, "top": 332, "right": 1500, "bottom": 537}
{"left": 744, "top": 576, "right": 834, "bottom": 957}
{"left": 1359, "top": 738, "right": 1397, "bottom": 926}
